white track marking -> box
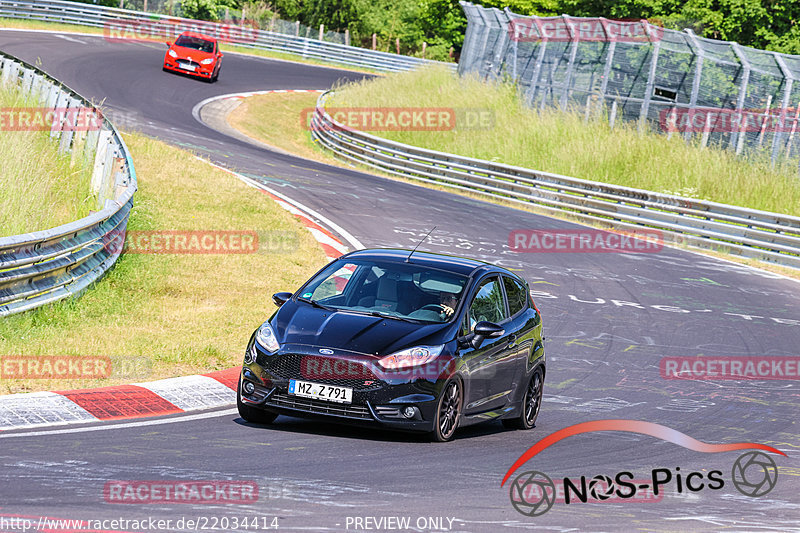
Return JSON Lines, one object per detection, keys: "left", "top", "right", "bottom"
{"left": 54, "top": 34, "right": 86, "bottom": 44}
{"left": 0, "top": 392, "right": 97, "bottom": 430}
{"left": 135, "top": 375, "right": 235, "bottom": 411}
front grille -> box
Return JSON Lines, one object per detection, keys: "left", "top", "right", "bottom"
{"left": 262, "top": 353, "right": 384, "bottom": 391}
{"left": 266, "top": 392, "right": 373, "bottom": 420}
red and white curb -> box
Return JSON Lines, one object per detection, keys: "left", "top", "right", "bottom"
{"left": 0, "top": 162, "right": 363, "bottom": 432}
{"left": 0, "top": 369, "right": 238, "bottom": 431}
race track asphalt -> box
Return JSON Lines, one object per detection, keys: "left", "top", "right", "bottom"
{"left": 1, "top": 30, "right": 798, "bottom": 532}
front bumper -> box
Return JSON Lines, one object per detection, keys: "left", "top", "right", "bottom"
{"left": 162, "top": 58, "right": 214, "bottom": 78}
{"left": 238, "top": 342, "right": 454, "bottom": 433}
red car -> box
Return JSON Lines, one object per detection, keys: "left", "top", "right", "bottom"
{"left": 163, "top": 32, "right": 223, "bottom": 82}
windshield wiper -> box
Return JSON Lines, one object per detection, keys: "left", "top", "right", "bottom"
{"left": 368, "top": 310, "right": 420, "bottom": 323}
{"left": 297, "top": 297, "right": 333, "bottom": 311}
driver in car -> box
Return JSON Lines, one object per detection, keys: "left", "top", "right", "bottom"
{"left": 438, "top": 292, "right": 458, "bottom": 319}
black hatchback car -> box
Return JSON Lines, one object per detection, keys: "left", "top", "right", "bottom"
{"left": 238, "top": 248, "right": 545, "bottom": 441}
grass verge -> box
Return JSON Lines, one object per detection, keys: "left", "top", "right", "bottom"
{"left": 226, "top": 79, "right": 800, "bottom": 280}
{"left": 0, "top": 83, "right": 94, "bottom": 236}
{"left": 226, "top": 91, "right": 324, "bottom": 159}
{"left": 0, "top": 133, "right": 327, "bottom": 395}
{"left": 327, "top": 66, "right": 800, "bottom": 217}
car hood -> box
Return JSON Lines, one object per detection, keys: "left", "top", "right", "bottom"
{"left": 273, "top": 301, "right": 453, "bottom": 356}
{"left": 171, "top": 46, "right": 214, "bottom": 61}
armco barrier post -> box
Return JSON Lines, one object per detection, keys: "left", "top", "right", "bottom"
{"left": 50, "top": 89, "right": 69, "bottom": 140}
{"left": 21, "top": 67, "right": 33, "bottom": 93}
{"left": 91, "top": 128, "right": 113, "bottom": 195}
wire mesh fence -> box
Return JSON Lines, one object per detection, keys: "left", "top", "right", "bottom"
{"left": 459, "top": 1, "right": 800, "bottom": 173}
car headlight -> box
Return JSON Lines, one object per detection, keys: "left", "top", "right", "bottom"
{"left": 378, "top": 345, "right": 444, "bottom": 370}
{"left": 168, "top": 49, "right": 178, "bottom": 58}
{"left": 255, "top": 322, "right": 280, "bottom": 353}
{"left": 200, "top": 58, "right": 214, "bottom": 65}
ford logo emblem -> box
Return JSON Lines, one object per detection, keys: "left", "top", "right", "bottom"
{"left": 319, "top": 349, "right": 334, "bottom": 355}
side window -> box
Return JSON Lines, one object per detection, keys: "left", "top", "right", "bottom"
{"left": 467, "top": 277, "right": 508, "bottom": 331}
{"left": 503, "top": 276, "right": 529, "bottom": 317}
{"left": 311, "top": 264, "right": 357, "bottom": 300}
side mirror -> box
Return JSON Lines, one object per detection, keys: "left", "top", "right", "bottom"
{"left": 272, "top": 292, "right": 293, "bottom": 307}
{"left": 166, "top": 42, "right": 172, "bottom": 47}
{"left": 218, "top": 52, "right": 224, "bottom": 58}
{"left": 471, "top": 321, "right": 505, "bottom": 349}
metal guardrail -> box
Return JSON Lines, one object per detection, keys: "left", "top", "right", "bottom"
{"left": 311, "top": 91, "right": 800, "bottom": 269}
{"left": 0, "top": 0, "right": 451, "bottom": 73}
{"left": 0, "top": 51, "right": 136, "bottom": 317}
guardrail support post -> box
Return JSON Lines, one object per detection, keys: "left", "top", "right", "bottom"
{"left": 46, "top": 84, "right": 60, "bottom": 109}
{"left": 91, "top": 128, "right": 113, "bottom": 196}
{"left": 50, "top": 90, "right": 69, "bottom": 141}
{"left": 58, "top": 97, "right": 82, "bottom": 153}
{"left": 21, "top": 68, "right": 34, "bottom": 94}
{"left": 2, "top": 61, "right": 19, "bottom": 87}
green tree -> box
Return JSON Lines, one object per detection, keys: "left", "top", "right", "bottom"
{"left": 181, "top": 0, "right": 222, "bottom": 21}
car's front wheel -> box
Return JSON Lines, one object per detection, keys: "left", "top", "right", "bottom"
{"left": 503, "top": 368, "right": 543, "bottom": 430}
{"left": 237, "top": 377, "right": 278, "bottom": 424}
{"left": 430, "top": 378, "right": 463, "bottom": 442}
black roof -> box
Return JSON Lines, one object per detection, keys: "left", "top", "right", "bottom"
{"left": 343, "top": 248, "right": 509, "bottom": 278}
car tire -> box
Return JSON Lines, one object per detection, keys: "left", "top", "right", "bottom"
{"left": 430, "top": 378, "right": 463, "bottom": 442}
{"left": 237, "top": 377, "right": 278, "bottom": 424}
{"left": 503, "top": 368, "right": 543, "bottom": 430}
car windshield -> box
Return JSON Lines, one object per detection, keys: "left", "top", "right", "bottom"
{"left": 298, "top": 259, "right": 469, "bottom": 323}
{"left": 175, "top": 35, "right": 215, "bottom": 53}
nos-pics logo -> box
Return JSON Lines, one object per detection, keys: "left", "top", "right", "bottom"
{"left": 502, "top": 420, "right": 783, "bottom": 517}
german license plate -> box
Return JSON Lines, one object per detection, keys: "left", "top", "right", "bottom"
{"left": 288, "top": 379, "right": 352, "bottom": 404}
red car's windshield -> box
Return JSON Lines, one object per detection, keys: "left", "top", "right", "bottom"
{"left": 175, "top": 35, "right": 215, "bottom": 53}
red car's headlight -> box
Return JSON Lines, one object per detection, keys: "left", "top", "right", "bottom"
{"left": 200, "top": 58, "right": 214, "bottom": 65}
